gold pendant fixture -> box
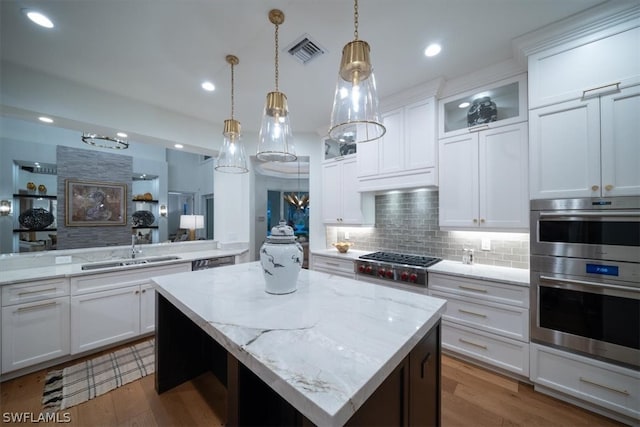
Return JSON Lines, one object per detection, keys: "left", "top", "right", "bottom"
{"left": 256, "top": 9, "right": 296, "bottom": 162}
{"left": 284, "top": 159, "right": 309, "bottom": 210}
{"left": 328, "top": 0, "right": 385, "bottom": 144}
{"left": 215, "top": 54, "right": 248, "bottom": 173}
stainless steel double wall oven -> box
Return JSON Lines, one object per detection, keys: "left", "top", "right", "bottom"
{"left": 530, "top": 197, "right": 640, "bottom": 369}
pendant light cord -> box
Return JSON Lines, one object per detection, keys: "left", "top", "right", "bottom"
{"left": 353, "top": 0, "right": 359, "bottom": 40}
{"left": 230, "top": 60, "right": 235, "bottom": 120}
{"left": 274, "top": 22, "right": 280, "bottom": 92}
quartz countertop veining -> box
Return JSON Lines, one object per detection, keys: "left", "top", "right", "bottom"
{"left": 152, "top": 261, "right": 446, "bottom": 426}
{"left": 427, "top": 260, "right": 529, "bottom": 286}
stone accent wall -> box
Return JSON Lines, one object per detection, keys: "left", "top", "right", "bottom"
{"left": 56, "top": 146, "right": 133, "bottom": 249}
{"left": 326, "top": 190, "right": 529, "bottom": 269}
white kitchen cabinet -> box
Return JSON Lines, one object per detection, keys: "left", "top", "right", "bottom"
{"left": 528, "top": 25, "right": 640, "bottom": 109}
{"left": 439, "top": 122, "right": 529, "bottom": 230}
{"left": 357, "top": 97, "right": 437, "bottom": 192}
{"left": 70, "top": 263, "right": 190, "bottom": 354}
{"left": 531, "top": 343, "right": 640, "bottom": 423}
{"left": 529, "top": 85, "right": 640, "bottom": 199}
{"left": 1, "top": 278, "right": 70, "bottom": 373}
{"left": 322, "top": 155, "right": 374, "bottom": 225}
{"left": 428, "top": 272, "right": 530, "bottom": 377}
{"left": 310, "top": 254, "right": 355, "bottom": 279}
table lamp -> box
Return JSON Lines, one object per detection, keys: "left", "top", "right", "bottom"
{"left": 179, "top": 214, "right": 204, "bottom": 240}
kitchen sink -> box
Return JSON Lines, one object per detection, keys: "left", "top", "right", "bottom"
{"left": 81, "top": 256, "right": 181, "bottom": 270}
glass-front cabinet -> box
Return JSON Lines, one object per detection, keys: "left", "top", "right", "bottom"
{"left": 438, "top": 74, "right": 527, "bottom": 139}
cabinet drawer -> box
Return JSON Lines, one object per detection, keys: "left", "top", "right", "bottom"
{"left": 71, "top": 263, "right": 191, "bottom": 295}
{"left": 311, "top": 255, "right": 355, "bottom": 278}
{"left": 431, "top": 290, "right": 528, "bottom": 342}
{"left": 531, "top": 344, "right": 640, "bottom": 420}
{"left": 2, "top": 277, "right": 69, "bottom": 306}
{"left": 442, "top": 321, "right": 529, "bottom": 376}
{"left": 429, "top": 273, "right": 528, "bottom": 307}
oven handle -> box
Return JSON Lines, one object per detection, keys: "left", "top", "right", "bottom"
{"left": 538, "top": 211, "right": 639, "bottom": 218}
{"left": 539, "top": 275, "right": 638, "bottom": 293}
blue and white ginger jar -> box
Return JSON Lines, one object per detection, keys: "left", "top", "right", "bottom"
{"left": 260, "top": 220, "right": 303, "bottom": 294}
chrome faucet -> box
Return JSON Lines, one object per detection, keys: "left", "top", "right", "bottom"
{"left": 131, "top": 234, "right": 140, "bottom": 258}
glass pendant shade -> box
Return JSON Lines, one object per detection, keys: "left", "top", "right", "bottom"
{"left": 256, "top": 91, "right": 296, "bottom": 162}
{"left": 215, "top": 119, "right": 248, "bottom": 173}
{"left": 329, "top": 40, "right": 385, "bottom": 143}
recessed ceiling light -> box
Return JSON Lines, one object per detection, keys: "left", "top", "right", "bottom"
{"left": 458, "top": 102, "right": 470, "bottom": 109}
{"left": 424, "top": 43, "right": 442, "bottom": 57}
{"left": 22, "top": 9, "right": 54, "bottom": 28}
{"left": 201, "top": 81, "right": 215, "bottom": 92}
{"left": 116, "top": 132, "right": 128, "bottom": 138}
{"left": 38, "top": 116, "right": 54, "bottom": 123}
{"left": 174, "top": 144, "right": 184, "bottom": 149}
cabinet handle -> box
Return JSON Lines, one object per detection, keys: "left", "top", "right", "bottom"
{"left": 458, "top": 338, "right": 487, "bottom": 350}
{"left": 472, "top": 218, "right": 478, "bottom": 223}
{"left": 579, "top": 377, "right": 629, "bottom": 396}
{"left": 141, "top": 289, "right": 147, "bottom": 293}
{"left": 325, "top": 262, "right": 340, "bottom": 267}
{"left": 458, "top": 308, "right": 487, "bottom": 318}
{"left": 591, "top": 185, "right": 599, "bottom": 192}
{"left": 18, "top": 287, "right": 57, "bottom": 296}
{"left": 480, "top": 218, "right": 485, "bottom": 224}
{"left": 582, "top": 82, "right": 620, "bottom": 99}
{"left": 458, "top": 285, "right": 488, "bottom": 293}
{"left": 420, "top": 352, "right": 432, "bottom": 379}
{"left": 605, "top": 184, "right": 614, "bottom": 192}
{"left": 17, "top": 301, "right": 57, "bottom": 312}
{"left": 468, "top": 124, "right": 489, "bottom": 132}
{"left": 135, "top": 290, "right": 140, "bottom": 295}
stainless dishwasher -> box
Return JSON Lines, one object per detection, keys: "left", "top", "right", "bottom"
{"left": 191, "top": 256, "right": 235, "bottom": 270}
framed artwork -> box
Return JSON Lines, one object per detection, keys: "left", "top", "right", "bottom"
{"left": 65, "top": 180, "right": 127, "bottom": 226}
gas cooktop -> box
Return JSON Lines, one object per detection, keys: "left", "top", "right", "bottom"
{"left": 358, "top": 252, "right": 441, "bottom": 268}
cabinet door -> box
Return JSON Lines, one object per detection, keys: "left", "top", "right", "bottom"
{"left": 71, "top": 285, "right": 140, "bottom": 354}
{"left": 479, "top": 123, "right": 529, "bottom": 229}
{"left": 409, "top": 322, "right": 440, "bottom": 426}
{"left": 140, "top": 283, "right": 155, "bottom": 334}
{"left": 2, "top": 297, "right": 70, "bottom": 373}
{"left": 405, "top": 98, "right": 436, "bottom": 172}
{"left": 600, "top": 85, "right": 640, "bottom": 197}
{"left": 529, "top": 98, "right": 601, "bottom": 199}
{"left": 379, "top": 108, "right": 404, "bottom": 175}
{"left": 438, "top": 134, "right": 478, "bottom": 228}
{"left": 357, "top": 139, "right": 379, "bottom": 178}
{"left": 340, "top": 158, "right": 364, "bottom": 224}
{"left": 321, "top": 161, "right": 343, "bottom": 223}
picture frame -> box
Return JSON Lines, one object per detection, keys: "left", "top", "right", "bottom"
{"left": 65, "top": 179, "right": 127, "bottom": 226}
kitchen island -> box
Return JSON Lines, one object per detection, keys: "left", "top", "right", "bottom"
{"left": 152, "top": 262, "right": 446, "bottom": 426}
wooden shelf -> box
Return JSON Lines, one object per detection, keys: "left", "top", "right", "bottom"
{"left": 132, "top": 226, "right": 158, "bottom": 230}
{"left": 13, "top": 228, "right": 57, "bottom": 232}
{"left": 132, "top": 199, "right": 159, "bottom": 203}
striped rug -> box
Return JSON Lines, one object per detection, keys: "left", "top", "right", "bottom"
{"left": 42, "top": 339, "right": 155, "bottom": 411}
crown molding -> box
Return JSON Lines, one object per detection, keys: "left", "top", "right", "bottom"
{"left": 438, "top": 59, "right": 525, "bottom": 100}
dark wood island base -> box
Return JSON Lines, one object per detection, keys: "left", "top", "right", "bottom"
{"left": 155, "top": 293, "right": 441, "bottom": 426}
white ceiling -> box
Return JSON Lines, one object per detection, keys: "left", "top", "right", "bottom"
{"left": 0, "top": 0, "right": 620, "bottom": 138}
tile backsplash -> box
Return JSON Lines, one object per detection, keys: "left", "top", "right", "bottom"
{"left": 326, "top": 190, "right": 529, "bottom": 269}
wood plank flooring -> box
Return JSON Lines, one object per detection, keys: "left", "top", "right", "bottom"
{"left": 0, "top": 342, "right": 625, "bottom": 426}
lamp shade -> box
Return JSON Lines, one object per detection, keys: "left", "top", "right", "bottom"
{"left": 216, "top": 119, "right": 248, "bottom": 173}
{"left": 179, "top": 215, "right": 204, "bottom": 230}
{"left": 256, "top": 92, "right": 296, "bottom": 162}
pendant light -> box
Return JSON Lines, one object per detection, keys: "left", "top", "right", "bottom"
{"left": 284, "top": 160, "right": 309, "bottom": 210}
{"left": 328, "top": 0, "right": 385, "bottom": 144}
{"left": 215, "top": 54, "right": 248, "bottom": 173}
{"left": 256, "top": 9, "right": 296, "bottom": 162}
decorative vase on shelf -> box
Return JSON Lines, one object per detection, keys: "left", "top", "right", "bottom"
{"left": 38, "top": 184, "right": 47, "bottom": 195}
{"left": 467, "top": 96, "right": 497, "bottom": 127}
{"left": 26, "top": 182, "right": 36, "bottom": 193}
{"left": 259, "top": 220, "right": 303, "bottom": 295}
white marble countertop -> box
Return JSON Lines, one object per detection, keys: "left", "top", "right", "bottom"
{"left": 0, "top": 247, "right": 247, "bottom": 285}
{"left": 310, "top": 248, "right": 371, "bottom": 261}
{"left": 427, "top": 260, "right": 529, "bottom": 286}
{"left": 152, "top": 261, "right": 446, "bottom": 426}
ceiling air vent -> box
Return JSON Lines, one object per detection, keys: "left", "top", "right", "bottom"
{"left": 286, "top": 34, "right": 326, "bottom": 64}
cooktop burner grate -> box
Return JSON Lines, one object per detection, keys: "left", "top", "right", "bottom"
{"left": 359, "top": 252, "right": 441, "bottom": 268}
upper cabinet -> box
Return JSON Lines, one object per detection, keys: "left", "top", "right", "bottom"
{"left": 322, "top": 155, "right": 374, "bottom": 225}
{"left": 357, "top": 97, "right": 438, "bottom": 192}
{"left": 438, "top": 74, "right": 527, "bottom": 139}
{"left": 528, "top": 23, "right": 640, "bottom": 199}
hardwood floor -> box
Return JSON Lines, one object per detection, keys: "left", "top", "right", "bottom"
{"left": 0, "top": 344, "right": 625, "bottom": 426}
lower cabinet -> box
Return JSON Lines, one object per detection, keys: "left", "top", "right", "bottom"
{"left": 310, "top": 254, "right": 355, "bottom": 279}
{"left": 70, "top": 263, "right": 191, "bottom": 354}
{"left": 530, "top": 343, "right": 640, "bottom": 423}
{"left": 1, "top": 278, "right": 70, "bottom": 374}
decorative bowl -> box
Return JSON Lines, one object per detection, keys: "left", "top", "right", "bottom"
{"left": 132, "top": 210, "right": 155, "bottom": 227}
{"left": 332, "top": 242, "right": 352, "bottom": 253}
{"left": 18, "top": 208, "right": 54, "bottom": 230}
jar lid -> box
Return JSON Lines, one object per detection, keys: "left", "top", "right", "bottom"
{"left": 267, "top": 220, "right": 296, "bottom": 243}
